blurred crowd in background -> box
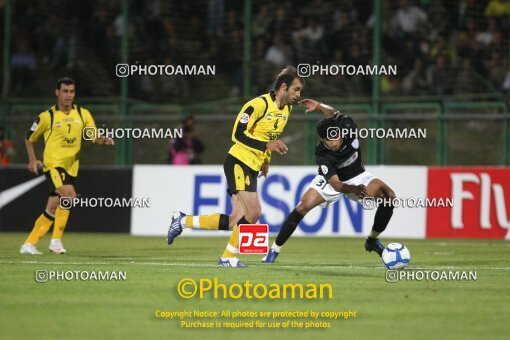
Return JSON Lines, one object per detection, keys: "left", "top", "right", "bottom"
{"left": 3, "top": 0, "right": 510, "bottom": 101}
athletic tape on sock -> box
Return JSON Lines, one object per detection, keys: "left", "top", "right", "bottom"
{"left": 192, "top": 216, "right": 199, "bottom": 228}
{"left": 226, "top": 243, "right": 239, "bottom": 254}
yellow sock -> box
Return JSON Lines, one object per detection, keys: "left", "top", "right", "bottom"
{"left": 221, "top": 225, "right": 239, "bottom": 258}
{"left": 52, "top": 207, "right": 70, "bottom": 239}
{"left": 185, "top": 214, "right": 229, "bottom": 230}
{"left": 25, "top": 211, "right": 55, "bottom": 244}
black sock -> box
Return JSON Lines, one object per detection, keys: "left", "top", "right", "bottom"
{"left": 275, "top": 209, "right": 304, "bottom": 247}
{"left": 219, "top": 214, "right": 229, "bottom": 230}
{"left": 237, "top": 216, "right": 251, "bottom": 225}
{"left": 372, "top": 205, "right": 394, "bottom": 234}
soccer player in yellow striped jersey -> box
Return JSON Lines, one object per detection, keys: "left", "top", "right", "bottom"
{"left": 20, "top": 78, "right": 114, "bottom": 255}
{"left": 168, "top": 66, "right": 305, "bottom": 267}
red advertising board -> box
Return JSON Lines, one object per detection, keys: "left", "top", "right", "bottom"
{"left": 426, "top": 167, "right": 510, "bottom": 238}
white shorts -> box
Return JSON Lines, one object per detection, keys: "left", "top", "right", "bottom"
{"left": 309, "top": 171, "right": 377, "bottom": 208}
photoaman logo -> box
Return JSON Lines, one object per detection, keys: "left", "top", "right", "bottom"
{"left": 239, "top": 224, "right": 268, "bottom": 254}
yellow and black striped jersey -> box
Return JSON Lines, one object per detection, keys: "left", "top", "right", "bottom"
{"left": 228, "top": 92, "right": 292, "bottom": 171}
{"left": 26, "top": 105, "right": 96, "bottom": 177}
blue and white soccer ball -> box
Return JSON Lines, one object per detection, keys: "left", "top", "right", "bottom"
{"left": 382, "top": 243, "right": 411, "bottom": 270}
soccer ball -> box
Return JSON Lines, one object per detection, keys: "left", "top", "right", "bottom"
{"left": 382, "top": 243, "right": 410, "bottom": 270}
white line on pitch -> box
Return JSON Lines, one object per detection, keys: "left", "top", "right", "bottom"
{"left": 0, "top": 260, "right": 509, "bottom": 270}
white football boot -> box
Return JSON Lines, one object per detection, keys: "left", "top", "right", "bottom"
{"left": 20, "top": 243, "right": 43, "bottom": 255}
{"left": 49, "top": 239, "right": 67, "bottom": 254}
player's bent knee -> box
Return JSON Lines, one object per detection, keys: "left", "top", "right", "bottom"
{"left": 382, "top": 186, "right": 396, "bottom": 200}
{"left": 46, "top": 199, "right": 59, "bottom": 214}
{"left": 250, "top": 212, "right": 262, "bottom": 224}
{"left": 296, "top": 204, "right": 311, "bottom": 215}
{"left": 228, "top": 215, "right": 239, "bottom": 228}
{"left": 57, "top": 188, "right": 77, "bottom": 200}
{"left": 246, "top": 209, "right": 261, "bottom": 224}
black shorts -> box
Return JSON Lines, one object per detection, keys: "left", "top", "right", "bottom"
{"left": 223, "top": 154, "right": 258, "bottom": 196}
{"left": 44, "top": 167, "right": 76, "bottom": 196}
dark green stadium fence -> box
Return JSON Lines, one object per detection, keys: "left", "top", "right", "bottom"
{"left": 1, "top": 0, "right": 510, "bottom": 166}
{"left": 2, "top": 100, "right": 509, "bottom": 167}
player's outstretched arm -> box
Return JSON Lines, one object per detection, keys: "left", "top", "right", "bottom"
{"left": 85, "top": 110, "right": 114, "bottom": 145}
{"left": 298, "top": 98, "right": 338, "bottom": 117}
{"left": 328, "top": 175, "right": 367, "bottom": 199}
{"left": 266, "top": 140, "right": 288, "bottom": 155}
{"left": 24, "top": 139, "right": 43, "bottom": 175}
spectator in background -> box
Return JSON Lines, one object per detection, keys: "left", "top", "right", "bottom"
{"left": 292, "top": 17, "right": 326, "bottom": 61}
{"left": 427, "top": 0, "right": 449, "bottom": 40}
{"left": 427, "top": 54, "right": 454, "bottom": 95}
{"left": 89, "top": 9, "right": 113, "bottom": 63}
{"left": 328, "top": 49, "right": 361, "bottom": 94}
{"left": 380, "top": 52, "right": 402, "bottom": 96}
{"left": 345, "top": 44, "right": 370, "bottom": 95}
{"left": 397, "top": 40, "right": 422, "bottom": 74}
{"left": 269, "top": 6, "right": 290, "bottom": 36}
{"left": 11, "top": 42, "right": 37, "bottom": 93}
{"left": 302, "top": 0, "right": 331, "bottom": 17}
{"left": 455, "top": 31, "right": 478, "bottom": 64}
{"left": 392, "top": 0, "right": 428, "bottom": 37}
{"left": 265, "top": 33, "right": 293, "bottom": 67}
{"left": 139, "top": 57, "right": 159, "bottom": 100}
{"left": 168, "top": 117, "right": 205, "bottom": 165}
{"left": 402, "top": 58, "right": 429, "bottom": 95}
{"left": 454, "top": 58, "right": 481, "bottom": 93}
{"left": 0, "top": 127, "right": 16, "bottom": 165}
{"left": 180, "top": 15, "right": 207, "bottom": 61}
{"left": 251, "top": 38, "right": 274, "bottom": 94}
{"left": 225, "top": 8, "right": 243, "bottom": 37}
{"left": 52, "top": 25, "right": 78, "bottom": 69}
{"left": 485, "top": 51, "right": 507, "bottom": 89}
{"left": 502, "top": 69, "right": 510, "bottom": 92}
{"left": 207, "top": 0, "right": 224, "bottom": 36}
{"left": 458, "top": 0, "right": 484, "bottom": 28}
{"left": 252, "top": 4, "right": 272, "bottom": 39}
{"left": 222, "top": 8, "right": 244, "bottom": 90}
{"left": 160, "top": 56, "right": 190, "bottom": 100}
{"left": 429, "top": 37, "right": 455, "bottom": 62}
{"left": 485, "top": 0, "right": 510, "bottom": 16}
{"left": 330, "top": 11, "right": 355, "bottom": 52}
{"left": 329, "top": 49, "right": 348, "bottom": 89}
{"left": 462, "top": 17, "right": 478, "bottom": 37}
{"left": 7, "top": 0, "right": 510, "bottom": 99}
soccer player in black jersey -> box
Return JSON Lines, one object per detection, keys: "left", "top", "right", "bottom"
{"left": 262, "top": 98, "right": 396, "bottom": 263}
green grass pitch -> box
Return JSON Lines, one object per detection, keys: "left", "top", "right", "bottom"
{"left": 0, "top": 233, "right": 509, "bottom": 339}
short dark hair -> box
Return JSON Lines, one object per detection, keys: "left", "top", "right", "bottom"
{"left": 273, "top": 66, "right": 304, "bottom": 91}
{"left": 182, "top": 116, "right": 195, "bottom": 133}
{"left": 56, "top": 77, "right": 75, "bottom": 90}
{"left": 316, "top": 117, "right": 339, "bottom": 139}
{"left": 182, "top": 116, "right": 195, "bottom": 125}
